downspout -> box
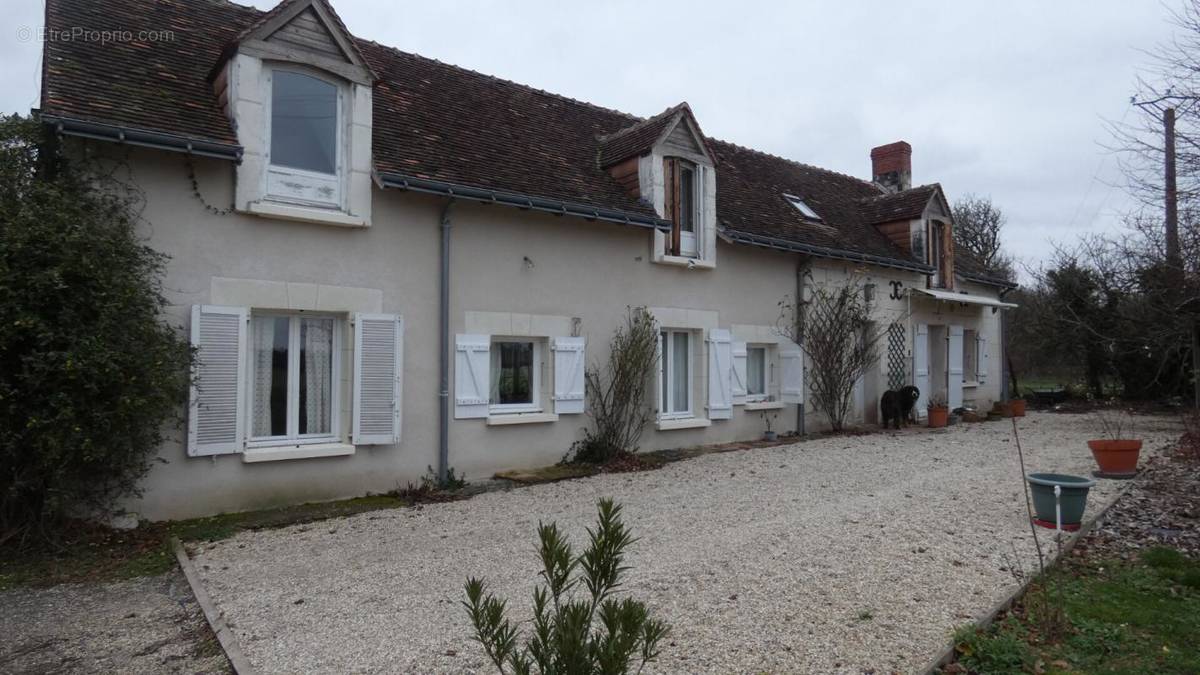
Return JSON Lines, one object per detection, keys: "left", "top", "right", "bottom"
{"left": 438, "top": 199, "right": 454, "bottom": 483}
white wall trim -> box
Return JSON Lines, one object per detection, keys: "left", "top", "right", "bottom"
{"left": 464, "top": 311, "right": 573, "bottom": 337}
{"left": 211, "top": 277, "right": 382, "bottom": 313}
{"left": 647, "top": 307, "right": 718, "bottom": 331}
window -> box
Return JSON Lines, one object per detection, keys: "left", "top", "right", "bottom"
{"left": 266, "top": 68, "right": 342, "bottom": 208}
{"left": 490, "top": 339, "right": 541, "bottom": 413}
{"left": 747, "top": 346, "right": 767, "bottom": 400}
{"left": 930, "top": 220, "right": 947, "bottom": 287}
{"left": 963, "top": 328, "right": 978, "bottom": 383}
{"left": 784, "top": 194, "right": 822, "bottom": 221}
{"left": 660, "top": 330, "right": 692, "bottom": 417}
{"left": 249, "top": 313, "right": 339, "bottom": 445}
{"left": 664, "top": 158, "right": 700, "bottom": 257}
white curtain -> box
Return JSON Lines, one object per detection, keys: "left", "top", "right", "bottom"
{"left": 252, "top": 317, "right": 275, "bottom": 437}
{"left": 303, "top": 318, "right": 333, "bottom": 435}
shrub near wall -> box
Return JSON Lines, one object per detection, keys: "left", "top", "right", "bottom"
{"left": 0, "top": 115, "right": 191, "bottom": 546}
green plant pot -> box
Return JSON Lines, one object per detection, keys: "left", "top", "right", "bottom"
{"left": 1027, "top": 473, "right": 1096, "bottom": 529}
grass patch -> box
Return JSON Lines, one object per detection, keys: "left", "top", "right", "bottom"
{"left": 495, "top": 464, "right": 600, "bottom": 484}
{"left": 0, "top": 494, "right": 405, "bottom": 591}
{"left": 950, "top": 547, "right": 1200, "bottom": 674}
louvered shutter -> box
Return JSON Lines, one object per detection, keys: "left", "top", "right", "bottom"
{"left": 353, "top": 313, "right": 402, "bottom": 445}
{"left": 780, "top": 347, "right": 804, "bottom": 404}
{"left": 913, "top": 323, "right": 930, "bottom": 418}
{"left": 707, "top": 329, "right": 733, "bottom": 419}
{"left": 977, "top": 333, "right": 989, "bottom": 384}
{"left": 188, "top": 305, "right": 247, "bottom": 456}
{"left": 455, "top": 334, "right": 490, "bottom": 419}
{"left": 947, "top": 325, "right": 964, "bottom": 410}
{"left": 731, "top": 341, "right": 748, "bottom": 405}
{"left": 551, "top": 337, "right": 586, "bottom": 415}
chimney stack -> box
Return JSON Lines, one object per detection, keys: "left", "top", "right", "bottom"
{"left": 871, "top": 141, "right": 912, "bottom": 193}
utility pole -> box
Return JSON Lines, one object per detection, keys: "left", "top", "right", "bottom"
{"left": 1165, "top": 107, "right": 1182, "bottom": 273}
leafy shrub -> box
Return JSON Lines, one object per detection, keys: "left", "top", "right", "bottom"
{"left": 0, "top": 115, "right": 192, "bottom": 546}
{"left": 566, "top": 308, "right": 658, "bottom": 464}
{"left": 462, "top": 498, "right": 669, "bottom": 674}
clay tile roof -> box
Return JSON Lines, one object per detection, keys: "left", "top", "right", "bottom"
{"left": 597, "top": 102, "right": 710, "bottom": 168}
{"left": 858, "top": 184, "right": 941, "bottom": 224}
{"left": 38, "top": 0, "right": 993, "bottom": 277}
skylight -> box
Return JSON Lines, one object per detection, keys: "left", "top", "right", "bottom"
{"left": 784, "top": 194, "right": 822, "bottom": 220}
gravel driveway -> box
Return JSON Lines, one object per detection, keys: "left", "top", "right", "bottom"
{"left": 192, "top": 412, "right": 1181, "bottom": 674}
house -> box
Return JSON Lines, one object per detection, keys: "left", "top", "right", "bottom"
{"left": 38, "top": 0, "right": 1016, "bottom": 520}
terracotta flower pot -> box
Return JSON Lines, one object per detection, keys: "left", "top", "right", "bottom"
{"left": 928, "top": 406, "right": 949, "bottom": 428}
{"left": 1087, "top": 439, "right": 1143, "bottom": 478}
{"left": 1010, "top": 399, "right": 1026, "bottom": 417}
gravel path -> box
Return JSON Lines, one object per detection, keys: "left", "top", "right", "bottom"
{"left": 192, "top": 412, "right": 1180, "bottom": 674}
{"left": 0, "top": 570, "right": 230, "bottom": 674}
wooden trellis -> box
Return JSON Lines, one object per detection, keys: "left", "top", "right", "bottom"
{"left": 887, "top": 322, "right": 907, "bottom": 390}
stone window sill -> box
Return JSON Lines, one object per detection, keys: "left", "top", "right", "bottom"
{"left": 744, "top": 401, "right": 786, "bottom": 411}
{"left": 247, "top": 200, "right": 368, "bottom": 228}
{"left": 656, "top": 417, "right": 712, "bottom": 431}
{"left": 486, "top": 413, "right": 559, "bottom": 426}
{"left": 652, "top": 254, "right": 715, "bottom": 270}
{"left": 242, "top": 442, "right": 355, "bottom": 463}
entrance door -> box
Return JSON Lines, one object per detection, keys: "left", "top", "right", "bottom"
{"left": 913, "top": 323, "right": 929, "bottom": 419}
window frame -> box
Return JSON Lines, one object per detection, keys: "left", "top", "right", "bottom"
{"left": 783, "top": 193, "right": 822, "bottom": 221}
{"left": 658, "top": 329, "right": 694, "bottom": 419}
{"left": 746, "top": 345, "right": 769, "bottom": 402}
{"left": 963, "top": 328, "right": 979, "bottom": 385}
{"left": 488, "top": 338, "right": 543, "bottom": 415}
{"left": 246, "top": 311, "right": 343, "bottom": 448}
{"left": 665, "top": 157, "right": 702, "bottom": 258}
{"left": 263, "top": 64, "right": 345, "bottom": 210}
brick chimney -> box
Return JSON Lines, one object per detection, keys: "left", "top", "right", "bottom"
{"left": 871, "top": 141, "right": 912, "bottom": 193}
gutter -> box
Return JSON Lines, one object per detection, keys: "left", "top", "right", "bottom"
{"left": 722, "top": 228, "right": 936, "bottom": 275}
{"left": 40, "top": 114, "right": 243, "bottom": 162}
{"left": 377, "top": 172, "right": 671, "bottom": 232}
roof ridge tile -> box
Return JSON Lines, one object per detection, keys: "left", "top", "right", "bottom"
{"left": 710, "top": 138, "right": 883, "bottom": 192}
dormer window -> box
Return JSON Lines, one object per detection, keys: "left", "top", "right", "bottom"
{"left": 265, "top": 67, "right": 343, "bottom": 208}
{"left": 665, "top": 157, "right": 700, "bottom": 257}
{"left": 784, "top": 194, "right": 822, "bottom": 221}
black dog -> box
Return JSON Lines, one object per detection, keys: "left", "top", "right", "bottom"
{"left": 880, "top": 385, "right": 921, "bottom": 429}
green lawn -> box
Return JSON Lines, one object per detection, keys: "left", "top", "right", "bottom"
{"left": 952, "top": 548, "right": 1200, "bottom": 674}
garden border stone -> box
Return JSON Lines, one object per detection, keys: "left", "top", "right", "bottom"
{"left": 172, "top": 537, "right": 256, "bottom": 675}
{"left": 918, "top": 480, "right": 1136, "bottom": 675}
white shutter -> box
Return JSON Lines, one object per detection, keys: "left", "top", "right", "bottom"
{"left": 731, "top": 341, "right": 748, "bottom": 405}
{"left": 188, "top": 305, "right": 247, "bottom": 456}
{"left": 947, "top": 324, "right": 964, "bottom": 410}
{"left": 977, "top": 332, "right": 989, "bottom": 384}
{"left": 780, "top": 347, "right": 804, "bottom": 404}
{"left": 552, "top": 336, "right": 586, "bottom": 415}
{"left": 707, "top": 329, "right": 733, "bottom": 419}
{"left": 914, "top": 323, "right": 930, "bottom": 418}
{"left": 353, "top": 313, "right": 402, "bottom": 445}
{"left": 455, "top": 334, "right": 490, "bottom": 419}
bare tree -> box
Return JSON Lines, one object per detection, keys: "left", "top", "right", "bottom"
{"left": 777, "top": 277, "right": 888, "bottom": 432}
{"left": 569, "top": 307, "right": 659, "bottom": 463}
{"left": 951, "top": 194, "right": 1015, "bottom": 281}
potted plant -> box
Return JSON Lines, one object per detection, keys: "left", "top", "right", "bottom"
{"left": 1087, "top": 410, "right": 1142, "bottom": 478}
{"left": 1026, "top": 473, "right": 1096, "bottom": 530}
{"left": 760, "top": 410, "right": 778, "bottom": 442}
{"left": 927, "top": 394, "right": 949, "bottom": 428}
{"left": 1009, "top": 398, "right": 1027, "bottom": 417}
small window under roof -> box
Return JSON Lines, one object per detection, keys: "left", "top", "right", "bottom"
{"left": 784, "top": 194, "right": 822, "bottom": 221}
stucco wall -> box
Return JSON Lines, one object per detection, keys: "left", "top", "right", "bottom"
{"left": 106, "top": 145, "right": 1007, "bottom": 521}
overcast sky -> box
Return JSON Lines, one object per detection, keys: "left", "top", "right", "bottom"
{"left": 2, "top": 1, "right": 1178, "bottom": 273}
